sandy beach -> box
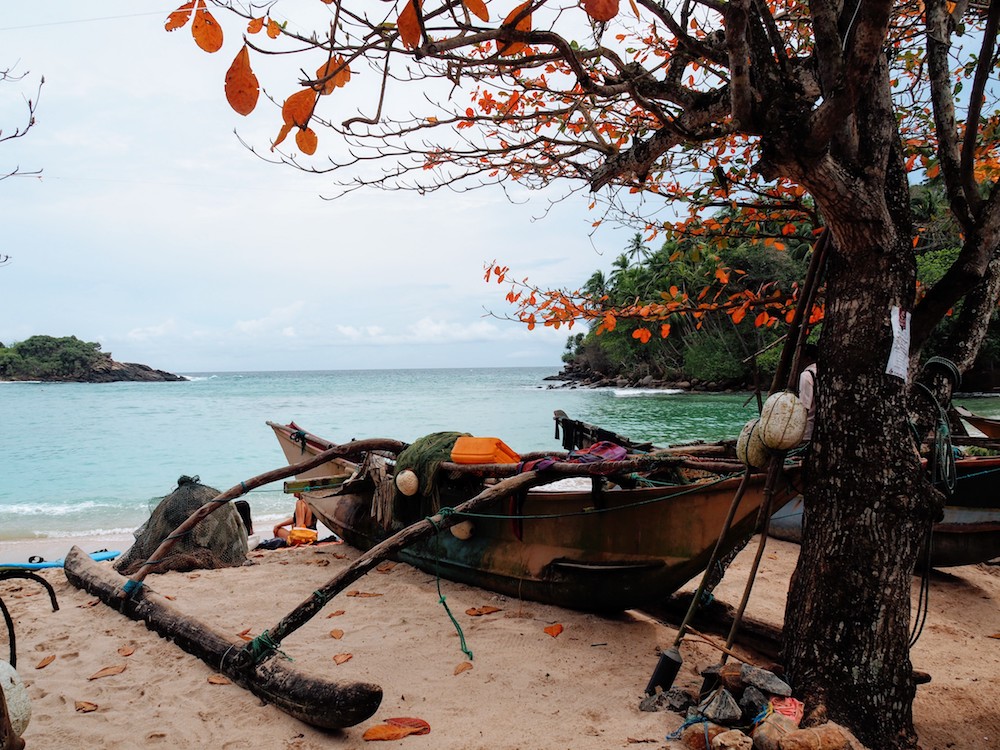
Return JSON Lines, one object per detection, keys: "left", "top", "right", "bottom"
{"left": 2, "top": 535, "right": 998, "bottom": 749}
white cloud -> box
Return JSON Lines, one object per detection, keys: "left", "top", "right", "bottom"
{"left": 126, "top": 320, "right": 179, "bottom": 341}
{"left": 234, "top": 302, "right": 305, "bottom": 335}
{"left": 0, "top": 2, "right": 629, "bottom": 372}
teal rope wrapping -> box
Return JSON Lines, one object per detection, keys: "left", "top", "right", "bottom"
{"left": 312, "top": 589, "right": 331, "bottom": 606}
{"left": 425, "top": 506, "right": 457, "bottom": 532}
{"left": 122, "top": 579, "right": 143, "bottom": 595}
{"left": 245, "top": 630, "right": 291, "bottom": 664}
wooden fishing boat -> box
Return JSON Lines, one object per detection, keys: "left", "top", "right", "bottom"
{"left": 268, "top": 417, "right": 799, "bottom": 611}
{"left": 954, "top": 406, "right": 1000, "bottom": 439}
{"left": 769, "top": 455, "right": 1000, "bottom": 567}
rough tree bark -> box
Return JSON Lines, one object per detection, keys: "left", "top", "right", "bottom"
{"left": 777, "top": 54, "right": 933, "bottom": 750}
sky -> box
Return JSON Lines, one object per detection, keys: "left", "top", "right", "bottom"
{"left": 0, "top": 2, "right": 638, "bottom": 373}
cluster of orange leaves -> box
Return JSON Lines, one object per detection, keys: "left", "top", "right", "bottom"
{"left": 166, "top": 0, "right": 646, "bottom": 160}
{"left": 485, "top": 259, "right": 824, "bottom": 341}
{"left": 165, "top": 2, "right": 352, "bottom": 155}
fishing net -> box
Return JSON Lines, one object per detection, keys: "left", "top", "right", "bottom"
{"left": 114, "top": 475, "right": 249, "bottom": 576}
{"left": 393, "top": 432, "right": 484, "bottom": 520}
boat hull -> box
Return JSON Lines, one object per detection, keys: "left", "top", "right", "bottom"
{"left": 269, "top": 422, "right": 798, "bottom": 611}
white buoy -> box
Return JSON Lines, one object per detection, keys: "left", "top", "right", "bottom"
{"left": 736, "top": 418, "right": 770, "bottom": 468}
{"left": 0, "top": 660, "right": 30, "bottom": 737}
{"left": 758, "top": 391, "right": 807, "bottom": 450}
{"left": 395, "top": 469, "right": 419, "bottom": 496}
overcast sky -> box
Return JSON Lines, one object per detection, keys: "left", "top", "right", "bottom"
{"left": 0, "top": 2, "right": 637, "bottom": 373}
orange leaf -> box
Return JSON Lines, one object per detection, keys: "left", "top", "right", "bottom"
{"left": 628, "top": 0, "right": 641, "bottom": 17}
{"left": 327, "top": 609, "right": 347, "bottom": 618}
{"left": 660, "top": 323, "right": 671, "bottom": 338}
{"left": 316, "top": 56, "right": 351, "bottom": 94}
{"left": 266, "top": 19, "right": 282, "bottom": 39}
{"left": 192, "top": 4, "right": 224, "bottom": 53}
{"left": 362, "top": 724, "right": 421, "bottom": 741}
{"left": 398, "top": 0, "right": 422, "bottom": 50}
{"left": 385, "top": 717, "right": 431, "bottom": 735}
{"left": 499, "top": 2, "right": 532, "bottom": 57}
{"left": 88, "top": 664, "right": 127, "bottom": 681}
{"left": 346, "top": 590, "right": 383, "bottom": 598}
{"left": 225, "top": 45, "right": 260, "bottom": 116}
{"left": 330, "top": 629, "right": 345, "bottom": 639}
{"left": 543, "top": 623, "right": 564, "bottom": 637}
{"left": 35, "top": 655, "right": 56, "bottom": 669}
{"left": 247, "top": 17, "right": 265, "bottom": 34}
{"left": 207, "top": 674, "right": 231, "bottom": 685}
{"left": 754, "top": 311, "right": 769, "bottom": 327}
{"left": 715, "top": 267, "right": 730, "bottom": 284}
{"left": 584, "top": 0, "right": 619, "bottom": 22}
{"left": 466, "top": 605, "right": 502, "bottom": 616}
{"left": 631, "top": 328, "right": 652, "bottom": 344}
{"left": 165, "top": 1, "right": 195, "bottom": 31}
{"left": 296, "top": 126, "right": 318, "bottom": 155}
{"left": 376, "top": 561, "right": 397, "bottom": 573}
{"left": 117, "top": 645, "right": 136, "bottom": 657}
{"left": 454, "top": 661, "right": 473, "bottom": 675}
{"left": 463, "top": 0, "right": 490, "bottom": 21}
{"left": 237, "top": 627, "right": 254, "bottom": 641}
{"left": 333, "top": 653, "right": 353, "bottom": 665}
{"left": 282, "top": 89, "right": 317, "bottom": 127}
{"left": 75, "top": 701, "right": 99, "bottom": 714}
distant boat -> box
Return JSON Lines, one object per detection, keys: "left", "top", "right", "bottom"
{"left": 268, "top": 415, "right": 798, "bottom": 611}
{"left": 769, "top": 455, "right": 1000, "bottom": 567}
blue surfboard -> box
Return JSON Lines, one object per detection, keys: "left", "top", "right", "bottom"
{"left": 0, "top": 550, "right": 120, "bottom": 570}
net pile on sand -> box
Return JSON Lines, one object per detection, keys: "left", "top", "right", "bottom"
{"left": 114, "top": 475, "right": 249, "bottom": 576}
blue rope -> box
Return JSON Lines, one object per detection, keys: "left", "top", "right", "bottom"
{"left": 665, "top": 715, "right": 710, "bottom": 741}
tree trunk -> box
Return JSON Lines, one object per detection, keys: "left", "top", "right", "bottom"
{"left": 783, "top": 224, "right": 937, "bottom": 749}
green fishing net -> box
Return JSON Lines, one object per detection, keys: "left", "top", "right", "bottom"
{"left": 113, "top": 475, "right": 249, "bottom": 575}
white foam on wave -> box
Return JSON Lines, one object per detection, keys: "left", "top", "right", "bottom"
{"left": 612, "top": 388, "right": 685, "bottom": 397}
{"left": 0, "top": 500, "right": 109, "bottom": 516}
{"left": 33, "top": 527, "right": 136, "bottom": 539}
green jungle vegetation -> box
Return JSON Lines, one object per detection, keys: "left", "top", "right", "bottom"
{"left": 0, "top": 335, "right": 108, "bottom": 380}
{"left": 562, "top": 183, "right": 1000, "bottom": 391}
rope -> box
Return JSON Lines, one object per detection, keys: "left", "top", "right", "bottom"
{"left": 430, "top": 525, "right": 473, "bottom": 661}
{"left": 245, "top": 629, "right": 292, "bottom": 664}
{"left": 910, "top": 519, "right": 934, "bottom": 647}
{"left": 915, "top": 382, "right": 957, "bottom": 495}
{"left": 665, "top": 715, "right": 711, "bottom": 741}
{"left": 436, "top": 574, "right": 473, "bottom": 661}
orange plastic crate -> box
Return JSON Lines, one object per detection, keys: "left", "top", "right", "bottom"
{"left": 450, "top": 436, "right": 520, "bottom": 464}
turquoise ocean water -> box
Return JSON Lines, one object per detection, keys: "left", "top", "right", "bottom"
{"left": 3, "top": 367, "right": 998, "bottom": 556}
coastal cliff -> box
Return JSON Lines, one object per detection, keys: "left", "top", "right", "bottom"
{"left": 0, "top": 335, "right": 185, "bottom": 383}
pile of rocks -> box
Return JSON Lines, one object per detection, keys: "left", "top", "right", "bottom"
{"left": 642, "top": 661, "right": 867, "bottom": 750}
